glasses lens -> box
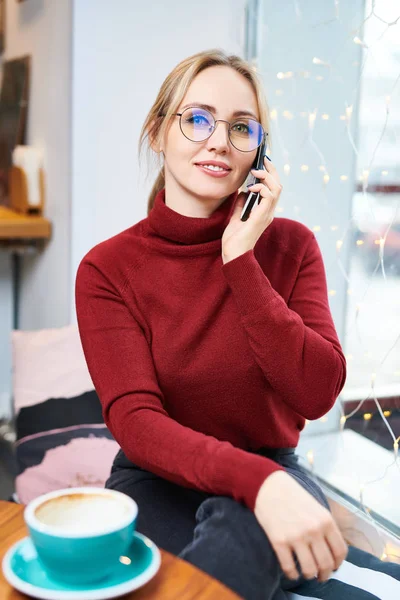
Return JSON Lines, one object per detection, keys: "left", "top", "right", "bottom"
{"left": 229, "top": 118, "right": 264, "bottom": 152}
{"left": 180, "top": 108, "right": 214, "bottom": 142}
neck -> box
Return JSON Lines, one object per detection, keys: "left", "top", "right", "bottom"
{"left": 146, "top": 187, "right": 239, "bottom": 246}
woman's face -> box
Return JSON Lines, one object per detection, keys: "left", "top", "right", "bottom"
{"left": 160, "top": 65, "right": 261, "bottom": 214}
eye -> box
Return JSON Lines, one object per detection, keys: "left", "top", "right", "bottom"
{"left": 231, "top": 121, "right": 252, "bottom": 135}
{"left": 187, "top": 114, "right": 209, "bottom": 125}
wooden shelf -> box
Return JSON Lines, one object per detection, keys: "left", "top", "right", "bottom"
{"left": 0, "top": 206, "right": 51, "bottom": 240}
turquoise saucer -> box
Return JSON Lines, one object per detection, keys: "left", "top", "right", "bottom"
{"left": 2, "top": 533, "right": 161, "bottom": 600}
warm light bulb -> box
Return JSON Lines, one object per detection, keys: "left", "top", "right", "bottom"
{"left": 308, "top": 112, "right": 317, "bottom": 127}
{"left": 356, "top": 239, "right": 364, "bottom": 245}
{"left": 312, "top": 57, "right": 330, "bottom": 67}
{"left": 307, "top": 450, "right": 314, "bottom": 465}
{"left": 313, "top": 225, "right": 321, "bottom": 232}
{"left": 353, "top": 36, "right": 368, "bottom": 48}
{"left": 340, "top": 175, "right": 348, "bottom": 181}
{"left": 282, "top": 110, "right": 294, "bottom": 119}
{"left": 301, "top": 165, "right": 309, "bottom": 172}
{"left": 345, "top": 105, "right": 353, "bottom": 118}
{"left": 383, "top": 410, "right": 391, "bottom": 417}
{"left": 321, "top": 114, "right": 330, "bottom": 120}
{"left": 283, "top": 164, "right": 290, "bottom": 175}
{"left": 270, "top": 109, "right": 278, "bottom": 120}
{"left": 328, "top": 290, "right": 337, "bottom": 296}
{"left": 363, "top": 413, "right": 373, "bottom": 421}
{"left": 323, "top": 174, "right": 330, "bottom": 184}
{"left": 336, "top": 240, "right": 343, "bottom": 250}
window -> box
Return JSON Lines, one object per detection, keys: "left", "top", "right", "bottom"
{"left": 252, "top": 0, "right": 400, "bottom": 537}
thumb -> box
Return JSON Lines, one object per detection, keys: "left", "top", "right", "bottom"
{"left": 230, "top": 192, "right": 247, "bottom": 219}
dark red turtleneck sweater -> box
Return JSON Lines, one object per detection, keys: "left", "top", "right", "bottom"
{"left": 75, "top": 188, "right": 346, "bottom": 511}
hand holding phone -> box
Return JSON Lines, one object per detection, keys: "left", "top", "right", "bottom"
{"left": 240, "top": 134, "right": 269, "bottom": 222}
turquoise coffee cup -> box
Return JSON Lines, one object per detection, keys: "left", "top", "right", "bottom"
{"left": 24, "top": 487, "right": 138, "bottom": 585}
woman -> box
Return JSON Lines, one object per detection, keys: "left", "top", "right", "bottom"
{"left": 75, "top": 50, "right": 399, "bottom": 599}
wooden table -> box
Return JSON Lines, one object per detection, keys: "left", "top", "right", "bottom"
{"left": 0, "top": 501, "right": 241, "bottom": 599}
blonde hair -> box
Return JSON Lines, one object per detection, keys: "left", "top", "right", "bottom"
{"left": 138, "top": 49, "right": 271, "bottom": 216}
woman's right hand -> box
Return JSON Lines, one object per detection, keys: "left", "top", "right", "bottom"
{"left": 254, "top": 471, "right": 348, "bottom": 582}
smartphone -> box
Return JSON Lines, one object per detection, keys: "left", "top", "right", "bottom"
{"left": 240, "top": 134, "right": 269, "bottom": 222}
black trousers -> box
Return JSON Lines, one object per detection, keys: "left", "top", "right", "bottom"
{"left": 106, "top": 447, "right": 400, "bottom": 599}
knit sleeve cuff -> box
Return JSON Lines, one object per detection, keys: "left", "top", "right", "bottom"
{"left": 213, "top": 445, "right": 286, "bottom": 512}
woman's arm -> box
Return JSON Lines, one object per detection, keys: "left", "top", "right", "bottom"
{"left": 221, "top": 233, "right": 347, "bottom": 420}
{"left": 75, "top": 257, "right": 285, "bottom": 511}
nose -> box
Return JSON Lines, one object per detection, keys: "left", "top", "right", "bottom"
{"left": 205, "top": 119, "right": 230, "bottom": 152}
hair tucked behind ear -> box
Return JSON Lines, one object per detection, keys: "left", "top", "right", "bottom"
{"left": 138, "top": 49, "right": 271, "bottom": 216}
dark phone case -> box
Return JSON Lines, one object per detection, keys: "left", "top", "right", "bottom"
{"left": 240, "top": 136, "right": 268, "bottom": 222}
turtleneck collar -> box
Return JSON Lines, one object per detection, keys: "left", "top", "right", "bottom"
{"left": 146, "top": 187, "right": 239, "bottom": 245}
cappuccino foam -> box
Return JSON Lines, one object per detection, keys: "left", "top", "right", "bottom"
{"left": 34, "top": 493, "right": 131, "bottom": 534}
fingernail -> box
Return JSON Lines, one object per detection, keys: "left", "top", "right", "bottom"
{"left": 265, "top": 154, "right": 272, "bottom": 161}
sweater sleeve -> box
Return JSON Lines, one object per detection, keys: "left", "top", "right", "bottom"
{"left": 221, "top": 234, "right": 347, "bottom": 420}
{"left": 75, "top": 258, "right": 285, "bottom": 512}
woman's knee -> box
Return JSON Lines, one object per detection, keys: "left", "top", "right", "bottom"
{"left": 180, "top": 496, "right": 284, "bottom": 599}
{"left": 195, "top": 496, "right": 274, "bottom": 557}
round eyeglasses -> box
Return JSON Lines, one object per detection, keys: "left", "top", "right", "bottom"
{"left": 162, "top": 107, "right": 266, "bottom": 153}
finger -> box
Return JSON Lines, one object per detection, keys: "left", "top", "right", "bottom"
{"left": 310, "top": 538, "right": 335, "bottom": 581}
{"left": 231, "top": 192, "right": 247, "bottom": 217}
{"left": 325, "top": 523, "right": 349, "bottom": 571}
{"left": 251, "top": 168, "right": 281, "bottom": 190}
{"left": 273, "top": 543, "right": 300, "bottom": 581}
{"left": 263, "top": 155, "right": 276, "bottom": 170}
{"left": 247, "top": 182, "right": 273, "bottom": 194}
{"left": 292, "top": 541, "right": 319, "bottom": 581}
{"left": 247, "top": 183, "right": 274, "bottom": 203}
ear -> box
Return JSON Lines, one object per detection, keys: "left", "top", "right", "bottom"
{"left": 148, "top": 118, "right": 165, "bottom": 154}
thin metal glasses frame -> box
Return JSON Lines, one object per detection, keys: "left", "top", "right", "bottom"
{"left": 160, "top": 107, "right": 267, "bottom": 153}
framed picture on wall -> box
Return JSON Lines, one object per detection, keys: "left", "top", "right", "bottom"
{"left": 0, "top": 56, "right": 31, "bottom": 207}
{"left": 0, "top": 0, "right": 5, "bottom": 54}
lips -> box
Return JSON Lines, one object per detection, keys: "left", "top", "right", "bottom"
{"left": 195, "top": 164, "right": 232, "bottom": 178}
{"left": 195, "top": 162, "right": 231, "bottom": 171}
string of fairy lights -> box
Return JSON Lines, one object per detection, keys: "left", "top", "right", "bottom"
{"left": 242, "top": 0, "right": 400, "bottom": 561}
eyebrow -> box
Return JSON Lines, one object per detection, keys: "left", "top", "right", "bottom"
{"left": 180, "top": 102, "right": 259, "bottom": 121}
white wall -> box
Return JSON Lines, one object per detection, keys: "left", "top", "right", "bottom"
{"left": 70, "top": 0, "right": 248, "bottom": 315}
{"left": 0, "top": 0, "right": 72, "bottom": 417}
{"left": 0, "top": 0, "right": 247, "bottom": 417}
